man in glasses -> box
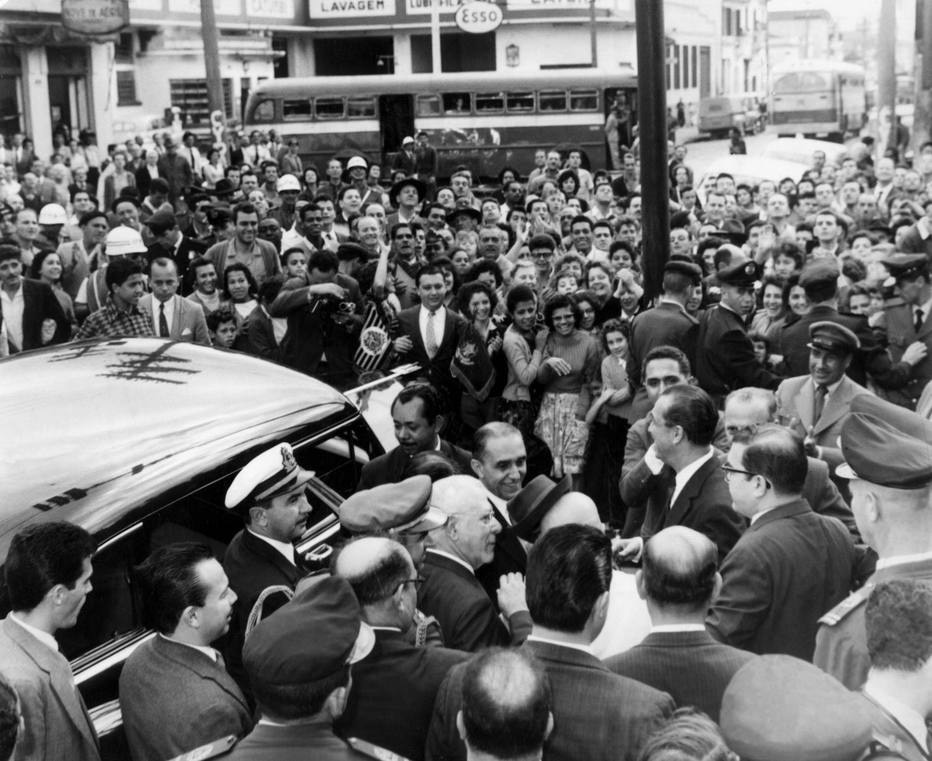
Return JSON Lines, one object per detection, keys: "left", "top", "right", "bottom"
{"left": 333, "top": 536, "right": 468, "bottom": 761}
{"left": 707, "top": 424, "right": 855, "bottom": 659}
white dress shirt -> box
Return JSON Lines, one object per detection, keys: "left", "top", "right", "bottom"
{"left": 152, "top": 295, "right": 176, "bottom": 336}
{"left": 158, "top": 634, "right": 218, "bottom": 662}
{"left": 526, "top": 634, "right": 593, "bottom": 655}
{"left": 246, "top": 529, "right": 295, "bottom": 566}
{"left": 0, "top": 281, "right": 25, "bottom": 351}
{"left": 864, "top": 679, "right": 930, "bottom": 752}
{"left": 418, "top": 304, "right": 446, "bottom": 353}
{"left": 670, "top": 448, "right": 714, "bottom": 508}
{"left": 10, "top": 613, "right": 60, "bottom": 652}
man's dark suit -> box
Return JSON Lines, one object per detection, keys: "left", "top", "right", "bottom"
{"left": 225, "top": 717, "right": 367, "bottom": 761}
{"left": 640, "top": 455, "right": 744, "bottom": 562}
{"left": 874, "top": 300, "right": 932, "bottom": 409}
{"left": 357, "top": 441, "right": 471, "bottom": 489}
{"left": 395, "top": 305, "right": 466, "bottom": 400}
{"left": 695, "top": 304, "right": 781, "bottom": 404}
{"left": 147, "top": 236, "right": 207, "bottom": 293}
{"left": 336, "top": 629, "right": 468, "bottom": 761}
{"left": 475, "top": 496, "right": 528, "bottom": 603}
{"left": 814, "top": 556, "right": 932, "bottom": 690}
{"left": 707, "top": 499, "right": 855, "bottom": 660}
{"left": 0, "top": 615, "right": 101, "bottom": 761}
{"left": 426, "top": 638, "right": 674, "bottom": 761}
{"left": 606, "top": 629, "right": 755, "bottom": 722}
{"left": 119, "top": 635, "right": 253, "bottom": 761}
{"left": 779, "top": 304, "right": 912, "bottom": 391}
{"left": 221, "top": 529, "right": 304, "bottom": 699}
{"left": 417, "top": 550, "right": 509, "bottom": 652}
{"left": 0, "top": 277, "right": 70, "bottom": 352}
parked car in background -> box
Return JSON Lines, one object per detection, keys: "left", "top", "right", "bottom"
{"left": 0, "top": 338, "right": 391, "bottom": 761}
{"left": 698, "top": 95, "right": 763, "bottom": 138}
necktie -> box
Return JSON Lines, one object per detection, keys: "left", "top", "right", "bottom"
{"left": 425, "top": 310, "right": 439, "bottom": 359}
{"left": 190, "top": 149, "right": 196, "bottom": 167}
{"left": 254, "top": 147, "right": 259, "bottom": 164}
{"left": 158, "top": 302, "right": 169, "bottom": 337}
{"left": 916, "top": 308, "right": 925, "bottom": 333}
{"left": 813, "top": 383, "right": 828, "bottom": 425}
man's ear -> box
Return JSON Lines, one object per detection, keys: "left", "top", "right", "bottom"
{"left": 470, "top": 458, "right": 483, "bottom": 479}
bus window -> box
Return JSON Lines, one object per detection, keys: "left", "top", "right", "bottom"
{"left": 442, "top": 93, "right": 472, "bottom": 113}
{"left": 283, "top": 99, "right": 312, "bottom": 121}
{"left": 251, "top": 99, "right": 275, "bottom": 123}
{"left": 569, "top": 89, "right": 599, "bottom": 111}
{"left": 417, "top": 95, "right": 441, "bottom": 116}
{"left": 506, "top": 91, "right": 535, "bottom": 112}
{"left": 539, "top": 90, "right": 567, "bottom": 112}
{"left": 476, "top": 92, "right": 504, "bottom": 113}
{"left": 347, "top": 96, "right": 376, "bottom": 118}
{"left": 316, "top": 97, "right": 345, "bottom": 120}
{"left": 774, "top": 72, "right": 829, "bottom": 93}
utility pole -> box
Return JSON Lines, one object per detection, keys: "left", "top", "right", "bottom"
{"left": 634, "top": 0, "right": 669, "bottom": 301}
{"left": 915, "top": 0, "right": 932, "bottom": 150}
{"left": 878, "top": 0, "right": 897, "bottom": 154}
{"left": 200, "top": 0, "right": 225, "bottom": 121}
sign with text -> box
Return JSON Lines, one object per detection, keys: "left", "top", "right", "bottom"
{"left": 167, "top": 0, "right": 240, "bottom": 14}
{"left": 61, "top": 0, "right": 129, "bottom": 33}
{"left": 405, "top": 0, "right": 463, "bottom": 14}
{"left": 245, "top": 0, "right": 293, "bottom": 16}
{"left": 310, "top": 0, "right": 395, "bottom": 18}
{"left": 454, "top": 1, "right": 501, "bottom": 32}
{"left": 506, "top": 0, "right": 618, "bottom": 10}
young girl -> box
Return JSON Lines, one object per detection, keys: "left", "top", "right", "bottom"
{"left": 554, "top": 270, "right": 579, "bottom": 295}
{"left": 584, "top": 319, "right": 632, "bottom": 526}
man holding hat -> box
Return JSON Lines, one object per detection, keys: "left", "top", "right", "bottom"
{"left": 873, "top": 253, "right": 932, "bottom": 409}
{"left": 779, "top": 260, "right": 920, "bottom": 391}
{"left": 695, "top": 257, "right": 782, "bottom": 405}
{"left": 627, "top": 258, "right": 702, "bottom": 419}
{"left": 224, "top": 576, "right": 375, "bottom": 761}
{"left": 221, "top": 442, "right": 315, "bottom": 699}
{"left": 388, "top": 176, "right": 427, "bottom": 229}
{"left": 333, "top": 537, "right": 468, "bottom": 761}
{"left": 776, "top": 321, "right": 869, "bottom": 472}
{"left": 814, "top": 394, "right": 932, "bottom": 689}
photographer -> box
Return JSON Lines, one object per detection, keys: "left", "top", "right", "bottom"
{"left": 269, "top": 248, "right": 364, "bottom": 390}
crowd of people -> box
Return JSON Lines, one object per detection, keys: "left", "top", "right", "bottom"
{"left": 4, "top": 123, "right": 932, "bottom": 761}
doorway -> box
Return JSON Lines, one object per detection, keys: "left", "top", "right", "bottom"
{"left": 378, "top": 94, "right": 414, "bottom": 158}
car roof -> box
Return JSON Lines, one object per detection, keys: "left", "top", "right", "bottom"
{"left": 761, "top": 138, "right": 850, "bottom": 165}
{"left": 696, "top": 155, "right": 809, "bottom": 202}
{"left": 0, "top": 339, "right": 354, "bottom": 557}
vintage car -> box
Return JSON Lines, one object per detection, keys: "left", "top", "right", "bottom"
{"left": 0, "top": 338, "right": 393, "bottom": 760}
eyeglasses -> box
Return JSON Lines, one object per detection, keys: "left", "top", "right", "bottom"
{"left": 721, "top": 464, "right": 757, "bottom": 482}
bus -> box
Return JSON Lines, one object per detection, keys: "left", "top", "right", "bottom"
{"left": 243, "top": 69, "right": 637, "bottom": 181}
{"left": 769, "top": 60, "right": 866, "bottom": 142}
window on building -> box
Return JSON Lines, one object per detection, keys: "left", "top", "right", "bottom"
{"left": 116, "top": 71, "right": 139, "bottom": 107}
{"left": 681, "top": 46, "right": 689, "bottom": 90}
{"left": 674, "top": 45, "right": 680, "bottom": 89}
{"left": 114, "top": 33, "right": 134, "bottom": 63}
{"left": 691, "top": 46, "right": 698, "bottom": 88}
{"left": 169, "top": 79, "right": 233, "bottom": 126}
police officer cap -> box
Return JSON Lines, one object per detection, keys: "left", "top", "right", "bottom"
{"left": 338, "top": 475, "right": 447, "bottom": 534}
{"left": 837, "top": 394, "right": 932, "bottom": 488}
{"left": 880, "top": 253, "right": 929, "bottom": 282}
{"left": 663, "top": 259, "right": 702, "bottom": 283}
{"left": 720, "top": 655, "right": 872, "bottom": 761}
{"left": 716, "top": 258, "right": 760, "bottom": 287}
{"left": 506, "top": 475, "right": 571, "bottom": 543}
{"left": 798, "top": 260, "right": 840, "bottom": 292}
{"left": 528, "top": 234, "right": 556, "bottom": 252}
{"left": 807, "top": 321, "right": 860, "bottom": 355}
{"left": 336, "top": 242, "right": 370, "bottom": 262}
{"left": 224, "top": 442, "right": 315, "bottom": 509}
{"left": 243, "top": 576, "right": 374, "bottom": 689}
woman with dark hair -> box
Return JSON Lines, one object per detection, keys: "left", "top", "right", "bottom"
{"left": 297, "top": 165, "right": 320, "bottom": 203}
{"left": 535, "top": 293, "right": 600, "bottom": 486}
{"left": 584, "top": 318, "right": 632, "bottom": 525}
{"left": 585, "top": 260, "right": 622, "bottom": 326}
{"left": 557, "top": 169, "right": 581, "bottom": 200}
{"left": 750, "top": 274, "right": 787, "bottom": 342}
{"left": 454, "top": 279, "right": 507, "bottom": 432}
{"left": 222, "top": 262, "right": 259, "bottom": 329}
{"left": 431, "top": 255, "right": 461, "bottom": 311}
{"left": 29, "top": 249, "right": 76, "bottom": 335}
{"left": 783, "top": 273, "right": 811, "bottom": 320}
{"left": 572, "top": 290, "right": 601, "bottom": 343}
{"left": 202, "top": 147, "right": 224, "bottom": 189}
{"left": 464, "top": 258, "right": 505, "bottom": 313}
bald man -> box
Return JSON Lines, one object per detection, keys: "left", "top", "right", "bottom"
{"left": 538, "top": 491, "right": 652, "bottom": 659}
{"left": 418, "top": 476, "right": 531, "bottom": 651}
{"left": 606, "top": 527, "right": 755, "bottom": 722}
{"left": 334, "top": 537, "right": 468, "bottom": 761}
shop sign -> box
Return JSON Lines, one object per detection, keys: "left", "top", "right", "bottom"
{"left": 61, "top": 0, "right": 129, "bottom": 34}
{"left": 309, "top": 0, "right": 395, "bottom": 18}
{"left": 454, "top": 0, "right": 501, "bottom": 32}
{"left": 245, "top": 0, "right": 293, "bottom": 16}
{"left": 405, "top": 0, "right": 463, "bottom": 15}
{"left": 167, "top": 0, "right": 240, "bottom": 14}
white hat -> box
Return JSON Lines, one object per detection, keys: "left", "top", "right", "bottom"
{"left": 105, "top": 225, "right": 147, "bottom": 257}
{"left": 225, "top": 442, "right": 315, "bottom": 509}
{"left": 38, "top": 203, "right": 68, "bottom": 225}
{"left": 276, "top": 174, "right": 301, "bottom": 192}
{"left": 402, "top": 136, "right": 415, "bottom": 145}
{"left": 346, "top": 156, "right": 368, "bottom": 171}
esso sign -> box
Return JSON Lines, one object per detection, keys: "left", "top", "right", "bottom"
{"left": 455, "top": 1, "right": 503, "bottom": 34}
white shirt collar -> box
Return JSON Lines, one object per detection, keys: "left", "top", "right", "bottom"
{"left": 650, "top": 623, "right": 707, "bottom": 633}
{"left": 247, "top": 529, "right": 296, "bottom": 566}
{"left": 864, "top": 678, "right": 930, "bottom": 750}
{"left": 419, "top": 303, "right": 445, "bottom": 318}
{"left": 485, "top": 490, "right": 510, "bottom": 523}
{"left": 876, "top": 550, "right": 932, "bottom": 571}
{"left": 158, "top": 633, "right": 218, "bottom": 662}
{"left": 750, "top": 504, "right": 779, "bottom": 526}
{"left": 426, "top": 547, "right": 474, "bottom": 575}
{"left": 670, "top": 448, "right": 714, "bottom": 507}
{"left": 915, "top": 294, "right": 932, "bottom": 322}
{"left": 810, "top": 376, "right": 844, "bottom": 396}
{"left": 10, "top": 613, "right": 59, "bottom": 652}
{"left": 526, "top": 634, "right": 593, "bottom": 655}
